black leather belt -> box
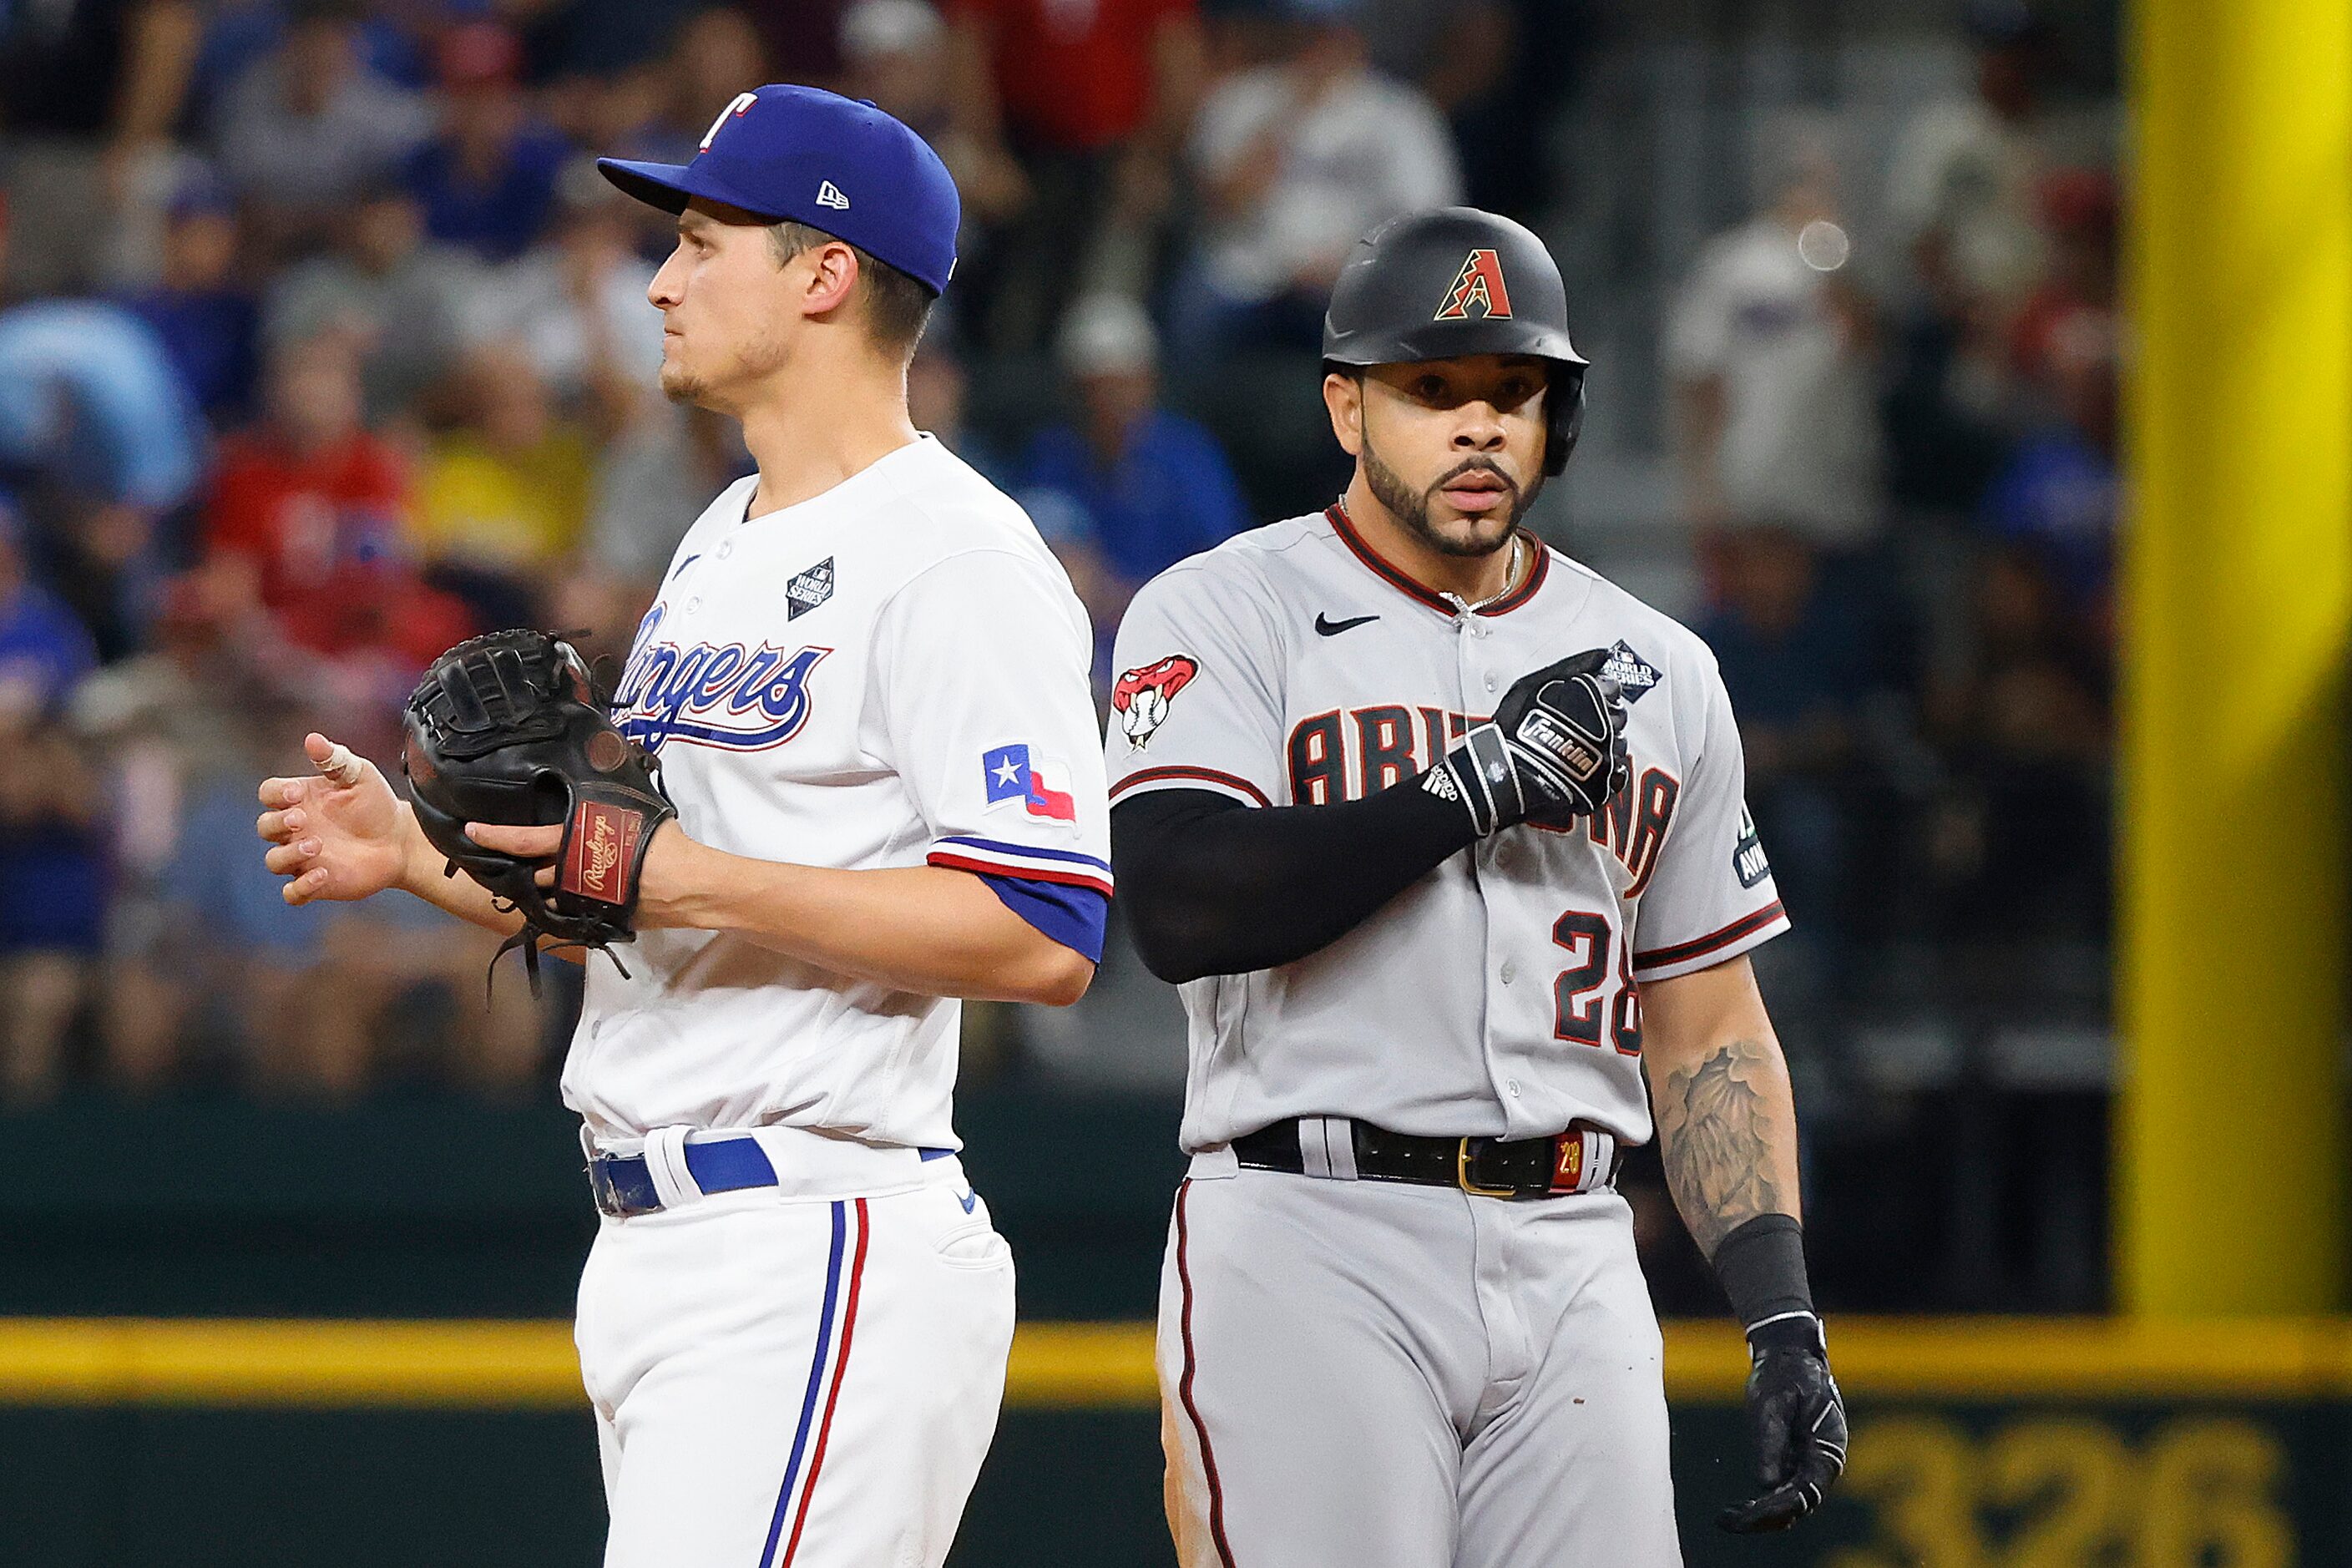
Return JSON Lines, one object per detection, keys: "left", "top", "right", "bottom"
{"left": 1232, "top": 1117, "right": 1623, "bottom": 1200}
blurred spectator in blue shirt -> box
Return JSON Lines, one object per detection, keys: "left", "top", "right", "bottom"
{"left": 1017, "top": 293, "right": 1249, "bottom": 661}
{"left": 115, "top": 169, "right": 262, "bottom": 427}
{"left": 1696, "top": 526, "right": 1867, "bottom": 942}
{"left": 404, "top": 22, "right": 574, "bottom": 264}
{"left": 0, "top": 187, "right": 209, "bottom": 654}
{"left": 1981, "top": 297, "right": 2117, "bottom": 640}
{"left": 0, "top": 500, "right": 101, "bottom": 721}
{"left": 0, "top": 298, "right": 205, "bottom": 517}
{"left": 0, "top": 499, "right": 105, "bottom": 1105}
{"left": 0, "top": 190, "right": 206, "bottom": 518}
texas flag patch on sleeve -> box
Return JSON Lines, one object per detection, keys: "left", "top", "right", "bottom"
{"left": 983, "top": 743, "right": 1077, "bottom": 822}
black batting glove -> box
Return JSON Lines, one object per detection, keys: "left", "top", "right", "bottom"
{"left": 1423, "top": 648, "right": 1630, "bottom": 836}
{"left": 1719, "top": 1313, "right": 1849, "bottom": 1535}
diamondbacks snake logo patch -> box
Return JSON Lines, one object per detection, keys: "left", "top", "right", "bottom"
{"left": 1111, "top": 654, "right": 1200, "bottom": 750}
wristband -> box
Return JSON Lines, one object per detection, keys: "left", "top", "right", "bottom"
{"left": 1710, "top": 1213, "right": 1818, "bottom": 1346}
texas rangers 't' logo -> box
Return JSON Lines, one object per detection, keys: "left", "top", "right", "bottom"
{"left": 1112, "top": 654, "right": 1199, "bottom": 750}
{"left": 1434, "top": 248, "right": 1513, "bottom": 321}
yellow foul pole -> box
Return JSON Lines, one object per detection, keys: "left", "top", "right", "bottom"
{"left": 2122, "top": 0, "right": 2352, "bottom": 1313}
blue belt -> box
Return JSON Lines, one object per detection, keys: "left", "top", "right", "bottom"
{"left": 588, "top": 1138, "right": 954, "bottom": 1217}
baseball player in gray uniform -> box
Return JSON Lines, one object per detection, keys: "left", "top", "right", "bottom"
{"left": 1105, "top": 208, "right": 1848, "bottom": 1565}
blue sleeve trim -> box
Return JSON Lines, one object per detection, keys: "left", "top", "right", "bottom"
{"left": 978, "top": 872, "right": 1109, "bottom": 964}
{"left": 937, "top": 834, "right": 1112, "bottom": 872}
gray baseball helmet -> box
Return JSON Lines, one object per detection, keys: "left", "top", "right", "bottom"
{"left": 1322, "top": 207, "right": 1588, "bottom": 474}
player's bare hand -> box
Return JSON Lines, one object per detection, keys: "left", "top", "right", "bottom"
{"left": 1718, "top": 1318, "right": 1848, "bottom": 1534}
{"left": 256, "top": 733, "right": 410, "bottom": 906}
{"left": 463, "top": 822, "right": 564, "bottom": 888}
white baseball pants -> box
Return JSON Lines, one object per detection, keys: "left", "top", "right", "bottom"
{"left": 575, "top": 1151, "right": 1015, "bottom": 1568}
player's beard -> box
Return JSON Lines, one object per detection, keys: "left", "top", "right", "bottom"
{"left": 659, "top": 322, "right": 792, "bottom": 410}
{"left": 1362, "top": 440, "right": 1545, "bottom": 559}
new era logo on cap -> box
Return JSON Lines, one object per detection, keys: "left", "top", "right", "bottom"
{"left": 1434, "top": 247, "right": 1513, "bottom": 321}
{"left": 816, "top": 180, "right": 849, "bottom": 210}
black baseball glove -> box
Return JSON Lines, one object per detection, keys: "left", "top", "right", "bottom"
{"left": 402, "top": 629, "right": 675, "bottom": 990}
{"left": 1719, "top": 1314, "right": 1849, "bottom": 1534}
{"left": 1423, "top": 647, "right": 1631, "bottom": 835}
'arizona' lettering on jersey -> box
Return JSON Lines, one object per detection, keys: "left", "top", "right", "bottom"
{"left": 1105, "top": 503, "right": 1787, "bottom": 1154}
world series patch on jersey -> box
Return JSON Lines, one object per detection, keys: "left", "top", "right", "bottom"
{"left": 1103, "top": 503, "right": 1788, "bottom": 1154}
{"left": 569, "top": 435, "right": 1112, "bottom": 1148}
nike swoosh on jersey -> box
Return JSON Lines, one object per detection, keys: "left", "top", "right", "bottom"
{"left": 1315, "top": 612, "right": 1379, "bottom": 636}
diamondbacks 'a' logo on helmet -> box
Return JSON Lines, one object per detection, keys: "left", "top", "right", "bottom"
{"left": 1112, "top": 654, "right": 1199, "bottom": 750}
{"left": 1434, "top": 248, "right": 1514, "bottom": 321}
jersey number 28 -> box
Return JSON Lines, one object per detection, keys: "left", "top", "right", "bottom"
{"left": 1551, "top": 911, "right": 1642, "bottom": 1057}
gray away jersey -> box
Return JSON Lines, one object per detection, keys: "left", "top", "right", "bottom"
{"left": 1105, "top": 505, "right": 1788, "bottom": 1153}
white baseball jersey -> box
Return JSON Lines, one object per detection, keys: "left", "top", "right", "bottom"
{"left": 1105, "top": 503, "right": 1787, "bottom": 1153}
{"left": 564, "top": 434, "right": 1112, "bottom": 1146}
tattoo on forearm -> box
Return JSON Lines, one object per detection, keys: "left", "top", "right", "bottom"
{"left": 1657, "top": 1036, "right": 1783, "bottom": 1257}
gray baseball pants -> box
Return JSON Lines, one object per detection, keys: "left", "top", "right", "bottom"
{"left": 1156, "top": 1166, "right": 1683, "bottom": 1567}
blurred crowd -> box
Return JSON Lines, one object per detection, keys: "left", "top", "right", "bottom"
{"left": 1665, "top": 9, "right": 2118, "bottom": 1056}
{"left": 0, "top": 0, "right": 2117, "bottom": 1121}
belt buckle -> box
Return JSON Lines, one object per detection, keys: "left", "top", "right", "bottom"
{"left": 587, "top": 1157, "right": 624, "bottom": 1217}
{"left": 1456, "top": 1138, "right": 1520, "bottom": 1199}
{"left": 588, "top": 1155, "right": 660, "bottom": 1218}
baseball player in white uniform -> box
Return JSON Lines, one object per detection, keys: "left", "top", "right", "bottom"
{"left": 1107, "top": 209, "right": 1849, "bottom": 1564}
{"left": 254, "top": 87, "right": 1111, "bottom": 1568}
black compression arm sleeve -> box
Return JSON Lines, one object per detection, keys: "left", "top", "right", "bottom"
{"left": 1112, "top": 783, "right": 1477, "bottom": 983}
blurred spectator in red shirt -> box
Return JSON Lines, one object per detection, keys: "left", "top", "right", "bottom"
{"left": 944, "top": 0, "right": 1205, "bottom": 352}
{"left": 404, "top": 22, "right": 575, "bottom": 264}
{"left": 2007, "top": 168, "right": 2117, "bottom": 393}
{"left": 949, "top": 0, "right": 1191, "bottom": 152}
{"left": 205, "top": 335, "right": 471, "bottom": 670}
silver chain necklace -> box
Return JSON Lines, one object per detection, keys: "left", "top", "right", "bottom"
{"left": 1441, "top": 534, "right": 1526, "bottom": 618}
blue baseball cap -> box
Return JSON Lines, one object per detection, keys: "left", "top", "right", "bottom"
{"left": 597, "top": 84, "right": 960, "bottom": 295}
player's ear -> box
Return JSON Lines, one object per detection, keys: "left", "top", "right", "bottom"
{"left": 1324, "top": 370, "right": 1365, "bottom": 458}
{"left": 801, "top": 240, "right": 861, "bottom": 320}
